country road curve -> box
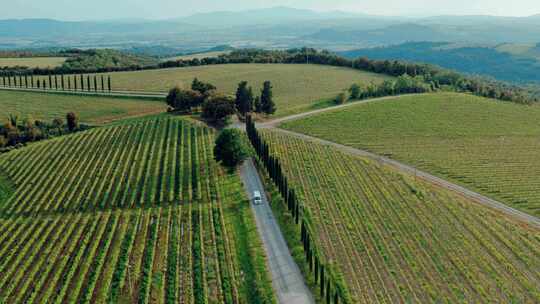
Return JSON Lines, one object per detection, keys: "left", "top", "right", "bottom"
{"left": 272, "top": 128, "right": 540, "bottom": 229}
{"left": 239, "top": 158, "right": 315, "bottom": 304}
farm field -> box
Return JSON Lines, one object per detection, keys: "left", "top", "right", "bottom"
{"left": 0, "top": 90, "right": 166, "bottom": 125}
{"left": 0, "top": 57, "right": 67, "bottom": 68}
{"left": 0, "top": 115, "right": 274, "bottom": 303}
{"left": 281, "top": 92, "right": 540, "bottom": 217}
{"left": 262, "top": 129, "right": 540, "bottom": 303}
{"left": 83, "top": 64, "right": 392, "bottom": 116}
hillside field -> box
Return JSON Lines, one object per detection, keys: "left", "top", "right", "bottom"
{"left": 262, "top": 129, "right": 540, "bottom": 303}
{"left": 282, "top": 93, "right": 540, "bottom": 217}
{"left": 0, "top": 115, "right": 274, "bottom": 303}
{"left": 89, "top": 64, "right": 392, "bottom": 116}
{"left": 0, "top": 90, "right": 166, "bottom": 125}
{"left": 0, "top": 57, "right": 67, "bottom": 68}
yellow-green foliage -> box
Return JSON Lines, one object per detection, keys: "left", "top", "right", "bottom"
{"left": 0, "top": 116, "right": 274, "bottom": 303}
{"left": 263, "top": 129, "right": 540, "bottom": 303}
{"left": 282, "top": 92, "right": 540, "bottom": 217}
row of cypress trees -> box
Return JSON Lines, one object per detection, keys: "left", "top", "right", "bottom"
{"left": 0, "top": 74, "right": 112, "bottom": 92}
{"left": 246, "top": 115, "right": 348, "bottom": 304}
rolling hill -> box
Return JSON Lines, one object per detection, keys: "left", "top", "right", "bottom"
{"left": 281, "top": 92, "right": 540, "bottom": 217}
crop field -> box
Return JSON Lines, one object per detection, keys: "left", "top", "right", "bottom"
{"left": 0, "top": 90, "right": 166, "bottom": 125}
{"left": 0, "top": 115, "right": 274, "bottom": 303}
{"left": 262, "top": 129, "right": 540, "bottom": 303}
{"left": 282, "top": 92, "right": 540, "bottom": 217}
{"left": 84, "top": 64, "right": 392, "bottom": 116}
{"left": 0, "top": 57, "right": 67, "bottom": 68}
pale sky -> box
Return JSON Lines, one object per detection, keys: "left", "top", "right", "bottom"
{"left": 3, "top": 0, "right": 540, "bottom": 20}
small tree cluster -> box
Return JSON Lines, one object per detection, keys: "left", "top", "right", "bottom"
{"left": 202, "top": 95, "right": 236, "bottom": 125}
{"left": 0, "top": 112, "right": 86, "bottom": 152}
{"left": 234, "top": 80, "right": 276, "bottom": 116}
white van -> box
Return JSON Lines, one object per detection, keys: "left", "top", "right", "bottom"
{"left": 253, "top": 191, "right": 262, "bottom": 205}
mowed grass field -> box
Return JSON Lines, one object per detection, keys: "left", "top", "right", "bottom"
{"left": 263, "top": 130, "right": 540, "bottom": 303}
{"left": 93, "top": 64, "right": 392, "bottom": 116}
{"left": 282, "top": 93, "right": 540, "bottom": 217}
{"left": 0, "top": 115, "right": 274, "bottom": 303}
{"left": 0, "top": 90, "right": 166, "bottom": 125}
{"left": 0, "top": 57, "right": 67, "bottom": 68}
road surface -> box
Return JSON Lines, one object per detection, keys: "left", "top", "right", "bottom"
{"left": 239, "top": 158, "right": 315, "bottom": 304}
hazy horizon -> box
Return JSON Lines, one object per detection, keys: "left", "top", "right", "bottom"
{"left": 3, "top": 1, "right": 540, "bottom": 21}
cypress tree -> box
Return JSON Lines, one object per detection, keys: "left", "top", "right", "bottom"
{"left": 80, "top": 74, "right": 84, "bottom": 90}
{"left": 94, "top": 76, "right": 97, "bottom": 91}
{"left": 24, "top": 75, "right": 28, "bottom": 88}
{"left": 87, "top": 76, "right": 91, "bottom": 91}
{"left": 54, "top": 75, "right": 58, "bottom": 90}
{"left": 18, "top": 75, "right": 22, "bottom": 87}
{"left": 68, "top": 77, "right": 71, "bottom": 90}
{"left": 61, "top": 74, "right": 65, "bottom": 90}
{"left": 31, "top": 75, "right": 34, "bottom": 88}
{"left": 101, "top": 75, "right": 104, "bottom": 91}
{"left": 108, "top": 76, "right": 111, "bottom": 91}
{"left": 320, "top": 266, "right": 325, "bottom": 296}
{"left": 37, "top": 79, "right": 40, "bottom": 89}
{"left": 326, "top": 282, "right": 331, "bottom": 304}
{"left": 48, "top": 74, "right": 52, "bottom": 89}
{"left": 261, "top": 81, "right": 276, "bottom": 115}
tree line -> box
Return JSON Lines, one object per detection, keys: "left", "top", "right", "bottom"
{"left": 0, "top": 112, "right": 87, "bottom": 153}
{"left": 166, "top": 78, "right": 276, "bottom": 125}
{"left": 0, "top": 73, "right": 112, "bottom": 92}
{"left": 2, "top": 47, "right": 535, "bottom": 105}
{"left": 246, "top": 115, "right": 352, "bottom": 304}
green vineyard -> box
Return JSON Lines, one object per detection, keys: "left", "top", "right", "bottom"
{"left": 0, "top": 115, "right": 274, "bottom": 303}
{"left": 262, "top": 129, "right": 540, "bottom": 303}
{"left": 282, "top": 93, "right": 540, "bottom": 217}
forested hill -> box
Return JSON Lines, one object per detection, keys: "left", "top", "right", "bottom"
{"left": 339, "top": 42, "right": 540, "bottom": 84}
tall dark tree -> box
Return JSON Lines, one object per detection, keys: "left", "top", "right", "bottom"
{"left": 80, "top": 74, "right": 84, "bottom": 91}
{"left": 94, "top": 76, "right": 97, "bottom": 91}
{"left": 101, "top": 75, "right": 104, "bottom": 91}
{"left": 235, "top": 81, "right": 254, "bottom": 115}
{"left": 66, "top": 112, "right": 79, "bottom": 131}
{"left": 86, "top": 76, "right": 91, "bottom": 91}
{"left": 260, "top": 81, "right": 276, "bottom": 115}
{"left": 254, "top": 96, "right": 263, "bottom": 113}
{"left": 61, "top": 74, "right": 65, "bottom": 90}
{"left": 108, "top": 76, "right": 111, "bottom": 91}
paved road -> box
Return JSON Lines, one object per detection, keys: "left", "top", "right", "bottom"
{"left": 273, "top": 128, "right": 540, "bottom": 229}
{"left": 0, "top": 86, "right": 166, "bottom": 99}
{"left": 239, "top": 158, "right": 315, "bottom": 304}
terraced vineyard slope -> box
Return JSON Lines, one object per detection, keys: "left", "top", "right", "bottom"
{"left": 0, "top": 115, "right": 274, "bottom": 303}
{"left": 81, "top": 64, "right": 392, "bottom": 116}
{"left": 282, "top": 92, "right": 540, "bottom": 217}
{"left": 0, "top": 90, "right": 165, "bottom": 125}
{"left": 262, "top": 129, "right": 540, "bottom": 303}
